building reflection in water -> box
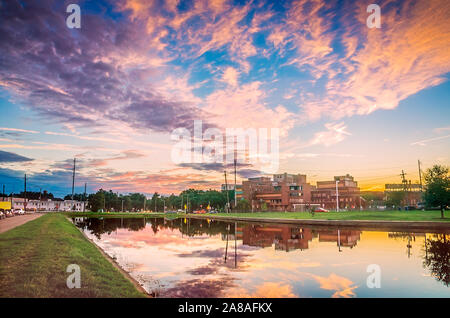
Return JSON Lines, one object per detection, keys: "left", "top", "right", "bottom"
{"left": 239, "top": 225, "right": 360, "bottom": 252}
{"left": 72, "top": 217, "right": 450, "bottom": 293}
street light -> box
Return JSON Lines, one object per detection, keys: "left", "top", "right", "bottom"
{"left": 336, "top": 180, "right": 340, "bottom": 212}
{"left": 338, "top": 229, "right": 342, "bottom": 252}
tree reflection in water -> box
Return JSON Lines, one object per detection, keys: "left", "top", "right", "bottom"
{"left": 423, "top": 234, "right": 450, "bottom": 287}
{"left": 72, "top": 217, "right": 234, "bottom": 240}
{"left": 73, "top": 217, "right": 450, "bottom": 288}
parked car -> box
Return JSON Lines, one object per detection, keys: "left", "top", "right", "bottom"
{"left": 193, "top": 209, "right": 207, "bottom": 214}
{"left": 165, "top": 210, "right": 177, "bottom": 214}
{"left": 313, "top": 207, "right": 329, "bottom": 212}
{"left": 0, "top": 211, "right": 5, "bottom": 219}
{"left": 5, "top": 210, "right": 14, "bottom": 217}
{"left": 208, "top": 210, "right": 219, "bottom": 214}
{"left": 14, "top": 209, "right": 25, "bottom": 215}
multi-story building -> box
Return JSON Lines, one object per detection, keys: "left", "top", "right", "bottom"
{"left": 242, "top": 225, "right": 314, "bottom": 251}
{"left": 221, "top": 184, "right": 236, "bottom": 191}
{"left": 311, "top": 174, "right": 364, "bottom": 210}
{"left": 9, "top": 198, "right": 85, "bottom": 211}
{"left": 242, "top": 174, "right": 314, "bottom": 212}
{"left": 318, "top": 229, "right": 361, "bottom": 248}
{"left": 385, "top": 182, "right": 422, "bottom": 207}
{"left": 235, "top": 184, "right": 243, "bottom": 200}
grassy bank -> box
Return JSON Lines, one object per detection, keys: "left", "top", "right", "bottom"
{"left": 63, "top": 210, "right": 450, "bottom": 222}
{"left": 213, "top": 210, "right": 450, "bottom": 222}
{"left": 0, "top": 213, "right": 146, "bottom": 297}
{"left": 63, "top": 211, "right": 167, "bottom": 218}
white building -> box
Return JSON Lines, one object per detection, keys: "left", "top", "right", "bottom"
{"left": 10, "top": 198, "right": 85, "bottom": 211}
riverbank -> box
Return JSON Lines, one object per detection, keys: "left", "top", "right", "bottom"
{"left": 63, "top": 210, "right": 450, "bottom": 230}
{"left": 215, "top": 210, "right": 450, "bottom": 221}
{"left": 187, "top": 210, "right": 450, "bottom": 231}
{"left": 0, "top": 213, "right": 146, "bottom": 297}
{"left": 64, "top": 211, "right": 167, "bottom": 218}
{"left": 64, "top": 210, "right": 449, "bottom": 222}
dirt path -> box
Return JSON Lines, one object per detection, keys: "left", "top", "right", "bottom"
{"left": 0, "top": 213, "right": 43, "bottom": 234}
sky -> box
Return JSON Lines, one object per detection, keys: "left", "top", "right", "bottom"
{"left": 0, "top": 0, "right": 449, "bottom": 197}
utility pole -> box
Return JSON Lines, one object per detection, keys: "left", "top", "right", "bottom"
{"left": 24, "top": 173, "right": 27, "bottom": 213}
{"left": 121, "top": 200, "right": 124, "bottom": 212}
{"left": 224, "top": 170, "right": 230, "bottom": 213}
{"left": 400, "top": 170, "right": 407, "bottom": 189}
{"left": 83, "top": 183, "right": 87, "bottom": 212}
{"left": 2, "top": 184, "right": 4, "bottom": 201}
{"left": 71, "top": 158, "right": 76, "bottom": 211}
{"left": 335, "top": 180, "right": 339, "bottom": 212}
{"left": 400, "top": 170, "right": 408, "bottom": 207}
{"left": 39, "top": 187, "right": 42, "bottom": 211}
{"left": 234, "top": 159, "right": 237, "bottom": 208}
{"left": 418, "top": 160, "right": 423, "bottom": 191}
{"left": 143, "top": 196, "right": 146, "bottom": 212}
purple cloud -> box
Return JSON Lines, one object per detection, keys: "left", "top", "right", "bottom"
{"left": 0, "top": 150, "right": 33, "bottom": 163}
{"left": 0, "top": 0, "right": 209, "bottom": 133}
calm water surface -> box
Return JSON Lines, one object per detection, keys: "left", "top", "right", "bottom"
{"left": 73, "top": 217, "right": 449, "bottom": 298}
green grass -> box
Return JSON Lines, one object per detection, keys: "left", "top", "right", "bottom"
{"left": 63, "top": 210, "right": 450, "bottom": 222}
{"left": 0, "top": 213, "right": 146, "bottom": 297}
{"left": 63, "top": 211, "right": 167, "bottom": 218}
{"left": 213, "top": 210, "right": 450, "bottom": 222}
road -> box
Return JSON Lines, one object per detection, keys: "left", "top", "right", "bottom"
{"left": 0, "top": 214, "right": 43, "bottom": 234}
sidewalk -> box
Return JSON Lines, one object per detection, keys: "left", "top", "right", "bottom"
{"left": 0, "top": 214, "right": 43, "bottom": 234}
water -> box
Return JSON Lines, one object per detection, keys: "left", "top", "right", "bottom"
{"left": 73, "top": 217, "right": 450, "bottom": 298}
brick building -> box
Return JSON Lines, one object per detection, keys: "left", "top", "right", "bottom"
{"left": 385, "top": 182, "right": 423, "bottom": 207}
{"left": 311, "top": 174, "right": 365, "bottom": 211}
{"left": 242, "top": 174, "right": 314, "bottom": 212}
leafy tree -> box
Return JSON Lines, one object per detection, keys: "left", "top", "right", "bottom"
{"left": 88, "top": 191, "right": 105, "bottom": 212}
{"left": 385, "top": 191, "right": 405, "bottom": 208}
{"left": 261, "top": 202, "right": 268, "bottom": 212}
{"left": 64, "top": 193, "right": 85, "bottom": 201}
{"left": 423, "top": 165, "right": 450, "bottom": 218}
{"left": 236, "top": 199, "right": 251, "bottom": 212}
{"left": 423, "top": 234, "right": 450, "bottom": 286}
{"left": 361, "top": 192, "right": 380, "bottom": 202}
{"left": 15, "top": 191, "right": 54, "bottom": 200}
{"left": 150, "top": 192, "right": 162, "bottom": 212}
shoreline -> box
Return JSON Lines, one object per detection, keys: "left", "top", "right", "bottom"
{"left": 0, "top": 214, "right": 147, "bottom": 297}
{"left": 186, "top": 214, "right": 450, "bottom": 232}
{"left": 62, "top": 211, "right": 450, "bottom": 231}
{"left": 70, "top": 217, "right": 151, "bottom": 297}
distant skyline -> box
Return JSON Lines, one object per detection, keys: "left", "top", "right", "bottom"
{"left": 0, "top": 0, "right": 449, "bottom": 197}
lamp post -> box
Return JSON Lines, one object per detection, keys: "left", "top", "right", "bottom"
{"left": 336, "top": 180, "right": 340, "bottom": 212}
{"left": 338, "top": 229, "right": 342, "bottom": 252}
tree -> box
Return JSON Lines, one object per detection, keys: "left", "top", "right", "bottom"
{"left": 423, "top": 165, "right": 450, "bottom": 219}
{"left": 236, "top": 199, "right": 251, "bottom": 212}
{"left": 64, "top": 193, "right": 84, "bottom": 201}
{"left": 423, "top": 234, "right": 450, "bottom": 286}
{"left": 16, "top": 191, "right": 54, "bottom": 200}
{"left": 385, "top": 191, "right": 405, "bottom": 208}
{"left": 88, "top": 191, "right": 105, "bottom": 212}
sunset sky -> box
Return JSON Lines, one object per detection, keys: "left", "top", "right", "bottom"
{"left": 0, "top": 0, "right": 449, "bottom": 197}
